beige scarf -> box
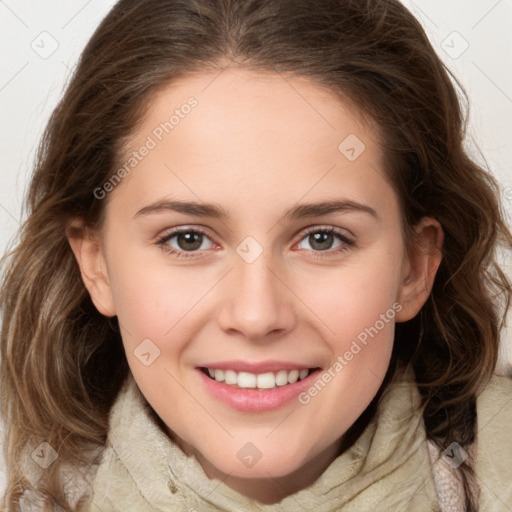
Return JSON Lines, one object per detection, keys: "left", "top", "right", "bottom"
{"left": 86, "top": 366, "right": 512, "bottom": 512}
{"left": 89, "top": 366, "right": 444, "bottom": 511}
{"left": 17, "top": 367, "right": 512, "bottom": 511}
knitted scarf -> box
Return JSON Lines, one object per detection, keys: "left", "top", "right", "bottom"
{"left": 17, "top": 367, "right": 512, "bottom": 511}
{"left": 90, "top": 367, "right": 442, "bottom": 511}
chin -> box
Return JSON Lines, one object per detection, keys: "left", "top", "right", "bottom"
{"left": 199, "top": 441, "right": 319, "bottom": 481}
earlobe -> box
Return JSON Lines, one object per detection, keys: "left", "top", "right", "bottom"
{"left": 395, "top": 217, "right": 444, "bottom": 322}
{"left": 66, "top": 220, "right": 116, "bottom": 317}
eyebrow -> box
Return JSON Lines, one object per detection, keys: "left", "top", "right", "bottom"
{"left": 134, "top": 199, "right": 378, "bottom": 221}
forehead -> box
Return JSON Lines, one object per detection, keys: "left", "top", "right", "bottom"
{"left": 110, "top": 68, "right": 397, "bottom": 224}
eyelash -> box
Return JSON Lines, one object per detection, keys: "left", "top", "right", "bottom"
{"left": 155, "top": 226, "right": 355, "bottom": 259}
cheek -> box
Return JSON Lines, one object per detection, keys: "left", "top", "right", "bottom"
{"left": 297, "top": 279, "right": 397, "bottom": 442}
{"left": 291, "top": 251, "right": 401, "bottom": 413}
{"left": 107, "top": 263, "right": 205, "bottom": 398}
{"left": 106, "top": 244, "right": 208, "bottom": 336}
{"left": 293, "top": 251, "right": 403, "bottom": 341}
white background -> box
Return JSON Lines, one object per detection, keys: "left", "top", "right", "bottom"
{"left": 1, "top": 0, "right": 511, "bottom": 495}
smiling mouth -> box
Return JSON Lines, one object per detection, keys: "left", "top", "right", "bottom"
{"left": 200, "top": 367, "right": 320, "bottom": 390}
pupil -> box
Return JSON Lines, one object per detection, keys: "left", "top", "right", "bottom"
{"left": 310, "top": 232, "right": 333, "bottom": 251}
{"left": 178, "top": 232, "right": 202, "bottom": 251}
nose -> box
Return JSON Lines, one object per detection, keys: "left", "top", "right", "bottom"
{"left": 216, "top": 253, "right": 297, "bottom": 342}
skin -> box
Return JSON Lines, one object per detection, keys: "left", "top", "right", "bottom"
{"left": 68, "top": 68, "right": 443, "bottom": 504}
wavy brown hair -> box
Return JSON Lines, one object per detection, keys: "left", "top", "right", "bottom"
{"left": 1, "top": 0, "right": 511, "bottom": 510}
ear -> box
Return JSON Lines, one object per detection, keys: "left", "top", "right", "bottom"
{"left": 66, "top": 219, "right": 116, "bottom": 317}
{"left": 395, "top": 217, "right": 444, "bottom": 322}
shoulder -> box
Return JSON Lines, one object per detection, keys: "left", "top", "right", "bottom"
{"left": 475, "top": 373, "right": 512, "bottom": 511}
{"left": 477, "top": 372, "right": 512, "bottom": 413}
{"left": 477, "top": 372, "right": 512, "bottom": 438}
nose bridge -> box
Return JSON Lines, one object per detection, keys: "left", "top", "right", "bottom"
{"left": 217, "top": 244, "right": 295, "bottom": 339}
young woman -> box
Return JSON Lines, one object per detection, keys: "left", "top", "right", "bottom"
{"left": 1, "top": 1, "right": 511, "bottom": 510}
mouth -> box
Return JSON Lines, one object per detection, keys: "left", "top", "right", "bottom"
{"left": 199, "top": 367, "right": 318, "bottom": 390}
{"left": 196, "top": 362, "right": 322, "bottom": 412}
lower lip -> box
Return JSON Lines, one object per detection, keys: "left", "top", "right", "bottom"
{"left": 197, "top": 368, "right": 321, "bottom": 413}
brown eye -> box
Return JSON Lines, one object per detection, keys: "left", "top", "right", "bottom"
{"left": 296, "top": 228, "right": 354, "bottom": 253}
{"left": 175, "top": 232, "right": 204, "bottom": 251}
{"left": 307, "top": 232, "right": 335, "bottom": 251}
{"left": 158, "top": 228, "right": 215, "bottom": 255}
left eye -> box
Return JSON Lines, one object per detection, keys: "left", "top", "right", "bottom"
{"left": 296, "top": 229, "right": 352, "bottom": 252}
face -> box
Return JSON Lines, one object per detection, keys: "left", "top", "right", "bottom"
{"left": 70, "top": 68, "right": 442, "bottom": 501}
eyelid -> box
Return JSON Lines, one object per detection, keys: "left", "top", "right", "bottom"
{"left": 296, "top": 224, "right": 354, "bottom": 242}
{"left": 157, "top": 225, "right": 218, "bottom": 243}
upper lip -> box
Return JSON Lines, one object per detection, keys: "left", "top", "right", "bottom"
{"left": 198, "top": 360, "right": 318, "bottom": 373}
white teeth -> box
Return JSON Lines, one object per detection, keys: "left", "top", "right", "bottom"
{"left": 206, "top": 367, "right": 312, "bottom": 389}
{"left": 256, "top": 372, "right": 276, "bottom": 389}
{"left": 287, "top": 369, "right": 299, "bottom": 384}
{"left": 275, "top": 370, "right": 289, "bottom": 386}
{"left": 238, "top": 371, "right": 256, "bottom": 388}
{"left": 224, "top": 370, "right": 238, "bottom": 385}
